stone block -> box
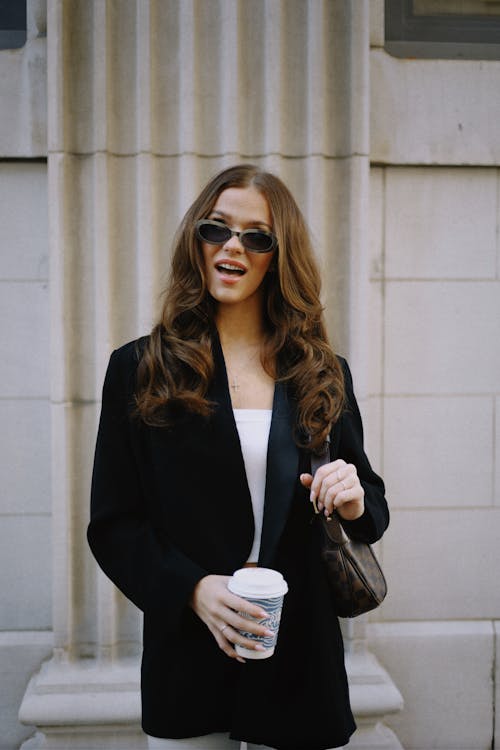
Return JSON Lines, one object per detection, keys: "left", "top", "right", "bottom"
{"left": 495, "top": 622, "right": 500, "bottom": 749}
{"left": 50, "top": 401, "right": 101, "bottom": 648}
{"left": 358, "top": 396, "right": 383, "bottom": 478}
{"left": 150, "top": 1, "right": 367, "bottom": 158}
{"left": 385, "top": 281, "right": 500, "bottom": 394}
{"left": 0, "top": 281, "right": 49, "bottom": 398}
{"left": 495, "top": 397, "right": 500, "bottom": 509}
{"left": 381, "top": 508, "right": 500, "bottom": 621}
{"left": 0, "top": 37, "right": 47, "bottom": 157}
{"left": 498, "top": 172, "right": 500, "bottom": 276}
{"left": 106, "top": 3, "right": 144, "bottom": 155}
{"left": 344, "top": 648, "right": 404, "bottom": 749}
{"left": 371, "top": 49, "right": 500, "bottom": 165}
{"left": 18, "top": 657, "right": 144, "bottom": 749}
{"left": 369, "top": 167, "right": 384, "bottom": 281}
{"left": 370, "top": 0, "right": 384, "bottom": 48}
{"left": 49, "top": 154, "right": 103, "bottom": 404}
{"left": 367, "top": 280, "right": 383, "bottom": 395}
{"left": 0, "top": 399, "right": 51, "bottom": 514}
{"left": 367, "top": 621, "right": 494, "bottom": 750}
{"left": 20, "top": 727, "right": 146, "bottom": 750}
{"left": 0, "top": 163, "right": 48, "bottom": 280}
{"left": 0, "top": 516, "right": 51, "bottom": 630}
{"left": 368, "top": 167, "right": 384, "bottom": 395}
{"left": 385, "top": 167, "right": 497, "bottom": 279}
{"left": 0, "top": 631, "right": 53, "bottom": 750}
{"left": 48, "top": 3, "right": 101, "bottom": 155}
{"left": 383, "top": 395, "right": 493, "bottom": 508}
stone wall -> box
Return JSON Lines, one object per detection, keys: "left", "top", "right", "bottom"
{"left": 0, "top": 2, "right": 498, "bottom": 749}
{"left": 0, "top": 3, "right": 53, "bottom": 747}
{"left": 364, "top": 7, "right": 500, "bottom": 749}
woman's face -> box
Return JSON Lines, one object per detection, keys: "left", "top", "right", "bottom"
{"left": 201, "top": 186, "right": 276, "bottom": 311}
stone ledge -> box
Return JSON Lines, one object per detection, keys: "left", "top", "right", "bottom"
{"left": 19, "top": 648, "right": 404, "bottom": 750}
{"left": 367, "top": 620, "right": 494, "bottom": 750}
{"left": 19, "top": 657, "right": 141, "bottom": 727}
{"left": 347, "top": 648, "right": 404, "bottom": 720}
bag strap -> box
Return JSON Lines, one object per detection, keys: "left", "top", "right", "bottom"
{"left": 310, "top": 434, "right": 350, "bottom": 545}
{"left": 310, "top": 434, "right": 330, "bottom": 476}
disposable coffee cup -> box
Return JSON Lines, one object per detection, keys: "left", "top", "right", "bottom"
{"left": 227, "top": 567, "right": 288, "bottom": 659}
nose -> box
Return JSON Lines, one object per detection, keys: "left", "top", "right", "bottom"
{"left": 223, "top": 232, "right": 244, "bottom": 253}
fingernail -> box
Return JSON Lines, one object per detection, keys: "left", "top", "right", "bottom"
{"left": 254, "top": 644, "right": 266, "bottom": 651}
{"left": 324, "top": 509, "right": 330, "bottom": 518}
{"left": 259, "top": 611, "right": 267, "bottom": 618}
{"left": 310, "top": 490, "right": 316, "bottom": 502}
{"left": 264, "top": 629, "right": 274, "bottom": 637}
{"left": 237, "top": 657, "right": 246, "bottom": 664}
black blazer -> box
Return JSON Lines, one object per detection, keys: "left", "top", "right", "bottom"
{"left": 88, "top": 336, "right": 389, "bottom": 750}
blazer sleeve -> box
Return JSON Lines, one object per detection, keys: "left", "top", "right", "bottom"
{"left": 87, "top": 344, "right": 207, "bottom": 627}
{"left": 333, "top": 358, "right": 389, "bottom": 544}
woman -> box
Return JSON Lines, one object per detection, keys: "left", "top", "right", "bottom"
{"left": 88, "top": 164, "right": 389, "bottom": 750}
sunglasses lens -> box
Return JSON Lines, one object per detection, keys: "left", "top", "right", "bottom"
{"left": 241, "top": 231, "right": 274, "bottom": 253}
{"left": 196, "top": 220, "right": 276, "bottom": 253}
{"left": 197, "top": 221, "right": 231, "bottom": 244}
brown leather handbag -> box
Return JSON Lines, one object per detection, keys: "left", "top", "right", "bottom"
{"left": 311, "top": 442, "right": 387, "bottom": 618}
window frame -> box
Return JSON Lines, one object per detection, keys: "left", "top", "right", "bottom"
{"left": 0, "top": 0, "right": 27, "bottom": 50}
{"left": 385, "top": 0, "right": 500, "bottom": 60}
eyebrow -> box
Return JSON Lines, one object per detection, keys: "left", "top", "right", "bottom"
{"left": 209, "top": 209, "right": 273, "bottom": 232}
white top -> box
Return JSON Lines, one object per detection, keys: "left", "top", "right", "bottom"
{"left": 233, "top": 408, "right": 272, "bottom": 563}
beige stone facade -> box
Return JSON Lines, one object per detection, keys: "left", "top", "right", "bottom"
{"left": 0, "top": 2, "right": 498, "bottom": 749}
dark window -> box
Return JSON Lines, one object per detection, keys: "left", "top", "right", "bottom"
{"left": 385, "top": 0, "right": 500, "bottom": 59}
{"left": 0, "top": 0, "right": 27, "bottom": 50}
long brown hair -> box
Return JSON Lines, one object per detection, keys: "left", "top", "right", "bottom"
{"left": 135, "top": 164, "right": 345, "bottom": 452}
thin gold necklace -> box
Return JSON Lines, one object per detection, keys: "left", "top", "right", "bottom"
{"left": 226, "top": 345, "right": 261, "bottom": 393}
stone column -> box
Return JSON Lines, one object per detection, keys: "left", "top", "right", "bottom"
{"left": 323, "top": 5, "right": 403, "bottom": 748}
{"left": 19, "top": 2, "right": 402, "bottom": 747}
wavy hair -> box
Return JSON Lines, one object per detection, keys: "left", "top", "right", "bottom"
{"left": 135, "top": 164, "right": 345, "bottom": 452}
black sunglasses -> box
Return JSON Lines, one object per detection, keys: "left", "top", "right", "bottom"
{"left": 195, "top": 219, "right": 277, "bottom": 254}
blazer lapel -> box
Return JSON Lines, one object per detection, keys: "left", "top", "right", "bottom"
{"left": 258, "top": 381, "right": 300, "bottom": 567}
{"left": 210, "top": 330, "right": 300, "bottom": 567}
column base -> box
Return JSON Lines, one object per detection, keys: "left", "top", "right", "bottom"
{"left": 19, "top": 648, "right": 403, "bottom": 750}
{"left": 20, "top": 727, "right": 146, "bottom": 750}
{"left": 19, "top": 655, "right": 146, "bottom": 750}
{"left": 345, "top": 646, "right": 404, "bottom": 749}
{"left": 345, "top": 721, "right": 403, "bottom": 749}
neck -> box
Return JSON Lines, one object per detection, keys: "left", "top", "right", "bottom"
{"left": 215, "top": 301, "right": 266, "bottom": 350}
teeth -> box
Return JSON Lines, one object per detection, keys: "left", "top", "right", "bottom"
{"left": 218, "top": 263, "right": 245, "bottom": 273}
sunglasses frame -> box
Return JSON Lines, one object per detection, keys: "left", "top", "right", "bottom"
{"left": 195, "top": 219, "right": 277, "bottom": 254}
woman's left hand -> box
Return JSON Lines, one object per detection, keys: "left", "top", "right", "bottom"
{"left": 300, "top": 459, "right": 365, "bottom": 521}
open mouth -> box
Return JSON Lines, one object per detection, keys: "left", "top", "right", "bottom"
{"left": 216, "top": 262, "right": 246, "bottom": 276}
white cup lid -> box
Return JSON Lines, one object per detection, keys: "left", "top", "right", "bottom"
{"left": 227, "top": 567, "right": 288, "bottom": 598}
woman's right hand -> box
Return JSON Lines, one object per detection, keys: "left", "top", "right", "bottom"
{"left": 189, "top": 574, "right": 274, "bottom": 663}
